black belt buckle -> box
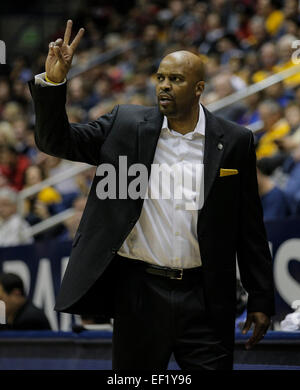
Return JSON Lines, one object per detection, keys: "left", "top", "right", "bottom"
{"left": 170, "top": 268, "right": 183, "bottom": 280}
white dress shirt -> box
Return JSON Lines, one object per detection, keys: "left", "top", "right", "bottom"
{"left": 34, "top": 73, "right": 206, "bottom": 269}
{"left": 119, "top": 104, "right": 206, "bottom": 269}
{"left": 35, "top": 72, "right": 66, "bottom": 87}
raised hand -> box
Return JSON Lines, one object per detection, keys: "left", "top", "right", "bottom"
{"left": 45, "top": 20, "right": 85, "bottom": 83}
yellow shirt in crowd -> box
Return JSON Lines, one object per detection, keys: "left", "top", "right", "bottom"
{"left": 256, "top": 118, "right": 290, "bottom": 159}
{"left": 265, "top": 10, "right": 284, "bottom": 36}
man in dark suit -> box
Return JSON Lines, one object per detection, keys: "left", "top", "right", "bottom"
{"left": 0, "top": 273, "right": 51, "bottom": 330}
{"left": 28, "top": 20, "right": 275, "bottom": 370}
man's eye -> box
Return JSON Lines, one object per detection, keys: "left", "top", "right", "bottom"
{"left": 157, "top": 76, "right": 164, "bottom": 81}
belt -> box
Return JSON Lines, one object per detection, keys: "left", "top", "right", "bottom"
{"left": 121, "top": 257, "right": 202, "bottom": 281}
{"left": 146, "top": 264, "right": 186, "bottom": 280}
{"left": 117, "top": 255, "right": 202, "bottom": 280}
{"left": 145, "top": 264, "right": 202, "bottom": 280}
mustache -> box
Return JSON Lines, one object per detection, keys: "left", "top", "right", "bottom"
{"left": 158, "top": 93, "right": 174, "bottom": 99}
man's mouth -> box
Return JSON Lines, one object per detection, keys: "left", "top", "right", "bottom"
{"left": 158, "top": 94, "right": 173, "bottom": 107}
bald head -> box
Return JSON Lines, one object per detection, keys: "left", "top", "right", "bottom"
{"left": 155, "top": 50, "right": 205, "bottom": 124}
{"left": 160, "top": 51, "right": 205, "bottom": 82}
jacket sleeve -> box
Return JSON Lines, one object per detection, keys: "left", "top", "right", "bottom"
{"left": 28, "top": 79, "right": 119, "bottom": 166}
{"left": 236, "top": 131, "right": 275, "bottom": 317}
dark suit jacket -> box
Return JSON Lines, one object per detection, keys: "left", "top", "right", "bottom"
{"left": 0, "top": 300, "right": 51, "bottom": 331}
{"left": 29, "top": 80, "right": 275, "bottom": 348}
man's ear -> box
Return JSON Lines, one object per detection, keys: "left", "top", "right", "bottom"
{"left": 196, "top": 81, "right": 205, "bottom": 97}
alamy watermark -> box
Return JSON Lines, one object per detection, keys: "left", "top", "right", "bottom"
{"left": 0, "top": 40, "right": 6, "bottom": 64}
{"left": 95, "top": 156, "right": 204, "bottom": 211}
{"left": 0, "top": 300, "right": 6, "bottom": 325}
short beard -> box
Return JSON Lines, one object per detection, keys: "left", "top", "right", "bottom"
{"left": 158, "top": 104, "right": 177, "bottom": 118}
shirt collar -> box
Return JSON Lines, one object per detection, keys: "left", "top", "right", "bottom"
{"left": 161, "top": 103, "right": 205, "bottom": 138}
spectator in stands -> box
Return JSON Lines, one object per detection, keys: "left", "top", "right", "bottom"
{"left": 203, "top": 53, "right": 220, "bottom": 80}
{"left": 216, "top": 33, "right": 243, "bottom": 66}
{"left": 74, "top": 167, "right": 96, "bottom": 196}
{"left": 281, "top": 145, "right": 300, "bottom": 213}
{"left": 41, "top": 155, "right": 81, "bottom": 207}
{"left": 252, "top": 42, "right": 278, "bottom": 83}
{"left": 198, "top": 12, "right": 225, "bottom": 54}
{"left": 67, "top": 76, "right": 97, "bottom": 112}
{"left": 242, "top": 50, "right": 260, "bottom": 80}
{"left": 23, "top": 126, "right": 39, "bottom": 164}
{"left": 138, "top": 24, "right": 166, "bottom": 62}
{"left": 0, "top": 187, "right": 33, "bottom": 247}
{"left": 254, "top": 102, "right": 300, "bottom": 175}
{"left": 279, "top": 16, "right": 300, "bottom": 37}
{"left": 10, "top": 117, "right": 30, "bottom": 155}
{"left": 276, "top": 102, "right": 300, "bottom": 152}
{"left": 0, "top": 141, "right": 30, "bottom": 191}
{"left": 245, "top": 15, "right": 269, "bottom": 51}
{"left": 9, "top": 55, "right": 32, "bottom": 83}
{"left": 11, "top": 79, "right": 30, "bottom": 109}
{"left": 59, "top": 194, "right": 87, "bottom": 241}
{"left": 93, "top": 77, "right": 115, "bottom": 105}
{"left": 211, "top": 72, "right": 247, "bottom": 122}
{"left": 256, "top": 160, "right": 291, "bottom": 220}
{"left": 256, "top": 99, "right": 290, "bottom": 159}
{"left": 273, "top": 34, "right": 300, "bottom": 88}
{"left": 0, "top": 272, "right": 50, "bottom": 330}
{"left": 1, "top": 102, "right": 25, "bottom": 124}
{"left": 0, "top": 121, "right": 16, "bottom": 148}
{"left": 282, "top": 0, "right": 299, "bottom": 19}
{"left": 256, "top": 102, "right": 300, "bottom": 175}
{"left": 257, "top": 0, "right": 285, "bottom": 37}
{"left": 264, "top": 81, "right": 294, "bottom": 108}
{"left": 239, "top": 92, "right": 262, "bottom": 127}
{"left": 23, "top": 165, "right": 63, "bottom": 228}
{"left": 169, "top": 0, "right": 197, "bottom": 43}
{"left": 125, "top": 72, "right": 156, "bottom": 105}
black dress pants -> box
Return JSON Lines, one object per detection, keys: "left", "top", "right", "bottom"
{"left": 112, "top": 256, "right": 233, "bottom": 370}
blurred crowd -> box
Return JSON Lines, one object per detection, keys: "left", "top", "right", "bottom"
{"left": 1, "top": 0, "right": 300, "bottom": 247}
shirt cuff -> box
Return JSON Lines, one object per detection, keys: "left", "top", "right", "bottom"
{"left": 35, "top": 72, "right": 66, "bottom": 87}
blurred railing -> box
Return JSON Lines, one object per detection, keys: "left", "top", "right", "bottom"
{"left": 207, "top": 64, "right": 300, "bottom": 112}
{"left": 19, "top": 56, "right": 300, "bottom": 236}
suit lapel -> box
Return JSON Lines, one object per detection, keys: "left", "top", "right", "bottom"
{"left": 137, "top": 105, "right": 224, "bottom": 208}
{"left": 202, "top": 106, "right": 225, "bottom": 206}
{"left": 137, "top": 106, "right": 163, "bottom": 171}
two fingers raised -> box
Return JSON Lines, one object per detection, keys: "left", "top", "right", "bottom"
{"left": 49, "top": 20, "right": 84, "bottom": 55}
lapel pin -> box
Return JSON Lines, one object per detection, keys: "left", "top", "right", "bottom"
{"left": 217, "top": 143, "right": 223, "bottom": 150}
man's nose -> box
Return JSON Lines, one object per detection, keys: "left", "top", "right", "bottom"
{"left": 160, "top": 78, "right": 171, "bottom": 91}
